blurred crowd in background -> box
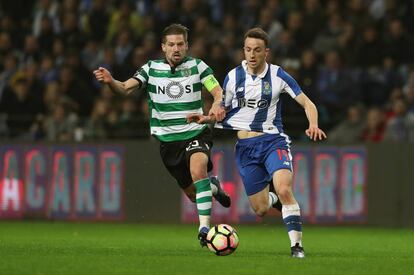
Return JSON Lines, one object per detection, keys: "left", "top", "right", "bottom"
{"left": 1, "top": 0, "right": 414, "bottom": 143}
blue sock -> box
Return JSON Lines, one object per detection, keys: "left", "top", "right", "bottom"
{"left": 282, "top": 204, "right": 303, "bottom": 247}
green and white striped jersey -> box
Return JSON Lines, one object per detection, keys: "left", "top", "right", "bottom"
{"left": 133, "top": 56, "right": 214, "bottom": 142}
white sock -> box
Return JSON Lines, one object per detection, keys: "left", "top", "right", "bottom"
{"left": 282, "top": 204, "right": 303, "bottom": 247}
{"left": 210, "top": 183, "right": 218, "bottom": 195}
{"left": 268, "top": 192, "right": 278, "bottom": 209}
{"left": 199, "top": 216, "right": 210, "bottom": 231}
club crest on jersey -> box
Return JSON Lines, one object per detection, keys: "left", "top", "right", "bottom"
{"left": 262, "top": 81, "right": 271, "bottom": 95}
{"left": 181, "top": 68, "right": 192, "bottom": 77}
{"left": 237, "top": 87, "right": 245, "bottom": 92}
{"left": 166, "top": 81, "right": 184, "bottom": 99}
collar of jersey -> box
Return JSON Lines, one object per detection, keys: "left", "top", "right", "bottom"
{"left": 242, "top": 60, "right": 269, "bottom": 79}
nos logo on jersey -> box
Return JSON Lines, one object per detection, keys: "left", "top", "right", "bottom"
{"left": 157, "top": 82, "right": 192, "bottom": 99}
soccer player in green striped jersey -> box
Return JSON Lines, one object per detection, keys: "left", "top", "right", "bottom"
{"left": 93, "top": 24, "right": 231, "bottom": 247}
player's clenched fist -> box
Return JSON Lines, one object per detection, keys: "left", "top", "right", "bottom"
{"left": 93, "top": 67, "right": 113, "bottom": 84}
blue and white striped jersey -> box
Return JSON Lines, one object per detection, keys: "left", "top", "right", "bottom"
{"left": 215, "top": 61, "right": 302, "bottom": 134}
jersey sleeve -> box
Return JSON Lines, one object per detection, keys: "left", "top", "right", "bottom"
{"left": 277, "top": 67, "right": 302, "bottom": 98}
{"left": 133, "top": 62, "right": 150, "bottom": 85}
{"left": 197, "top": 59, "right": 215, "bottom": 85}
{"left": 222, "top": 73, "right": 234, "bottom": 110}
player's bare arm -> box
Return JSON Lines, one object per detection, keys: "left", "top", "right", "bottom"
{"left": 208, "top": 85, "right": 225, "bottom": 121}
{"left": 187, "top": 79, "right": 224, "bottom": 124}
{"left": 295, "top": 93, "right": 327, "bottom": 141}
{"left": 93, "top": 67, "right": 141, "bottom": 96}
{"left": 201, "top": 72, "right": 225, "bottom": 122}
{"left": 186, "top": 113, "right": 215, "bottom": 124}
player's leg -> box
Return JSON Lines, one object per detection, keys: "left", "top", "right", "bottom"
{"left": 189, "top": 151, "right": 212, "bottom": 246}
{"left": 185, "top": 132, "right": 230, "bottom": 246}
{"left": 192, "top": 129, "right": 231, "bottom": 208}
{"left": 272, "top": 169, "right": 305, "bottom": 258}
{"left": 268, "top": 180, "right": 283, "bottom": 211}
{"left": 265, "top": 147, "right": 304, "bottom": 258}
{"left": 247, "top": 185, "right": 278, "bottom": 217}
{"left": 181, "top": 174, "right": 231, "bottom": 208}
{"left": 159, "top": 141, "right": 195, "bottom": 201}
{"left": 236, "top": 163, "right": 278, "bottom": 217}
{"left": 182, "top": 184, "right": 196, "bottom": 202}
{"left": 159, "top": 138, "right": 213, "bottom": 247}
{"left": 235, "top": 137, "right": 279, "bottom": 216}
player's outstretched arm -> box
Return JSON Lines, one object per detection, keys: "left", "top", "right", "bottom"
{"left": 206, "top": 83, "right": 225, "bottom": 122}
{"left": 200, "top": 69, "right": 225, "bottom": 121}
{"left": 186, "top": 114, "right": 216, "bottom": 124}
{"left": 294, "top": 93, "right": 327, "bottom": 141}
{"left": 93, "top": 67, "right": 140, "bottom": 96}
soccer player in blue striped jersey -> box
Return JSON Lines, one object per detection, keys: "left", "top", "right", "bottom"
{"left": 93, "top": 24, "right": 231, "bottom": 247}
{"left": 187, "top": 27, "right": 327, "bottom": 258}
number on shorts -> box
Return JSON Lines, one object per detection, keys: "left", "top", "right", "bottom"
{"left": 186, "top": 140, "right": 200, "bottom": 151}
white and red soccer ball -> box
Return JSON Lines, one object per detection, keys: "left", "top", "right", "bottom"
{"left": 206, "top": 224, "right": 239, "bottom": 256}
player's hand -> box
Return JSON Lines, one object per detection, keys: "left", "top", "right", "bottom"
{"left": 186, "top": 113, "right": 214, "bottom": 124}
{"left": 305, "top": 125, "right": 327, "bottom": 141}
{"left": 208, "top": 101, "right": 225, "bottom": 122}
{"left": 93, "top": 67, "right": 113, "bottom": 84}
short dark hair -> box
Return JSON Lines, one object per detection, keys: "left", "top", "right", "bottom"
{"left": 244, "top": 27, "right": 269, "bottom": 47}
{"left": 162, "top": 24, "right": 189, "bottom": 43}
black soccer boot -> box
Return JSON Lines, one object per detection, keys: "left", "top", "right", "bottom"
{"left": 291, "top": 243, "right": 305, "bottom": 258}
{"left": 198, "top": 227, "right": 209, "bottom": 247}
{"left": 210, "top": 176, "right": 231, "bottom": 208}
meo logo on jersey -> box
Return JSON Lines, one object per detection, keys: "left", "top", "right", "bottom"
{"left": 237, "top": 98, "right": 269, "bottom": 109}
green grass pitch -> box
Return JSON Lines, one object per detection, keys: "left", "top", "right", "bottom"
{"left": 0, "top": 222, "right": 413, "bottom": 275}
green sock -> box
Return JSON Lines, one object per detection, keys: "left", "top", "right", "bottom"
{"left": 194, "top": 178, "right": 212, "bottom": 230}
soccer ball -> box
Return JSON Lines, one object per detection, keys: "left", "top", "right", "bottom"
{"left": 206, "top": 224, "right": 239, "bottom": 256}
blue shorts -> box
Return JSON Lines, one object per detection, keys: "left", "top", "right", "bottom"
{"left": 235, "top": 134, "right": 293, "bottom": 196}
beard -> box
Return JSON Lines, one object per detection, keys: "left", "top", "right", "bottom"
{"left": 170, "top": 54, "right": 183, "bottom": 65}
